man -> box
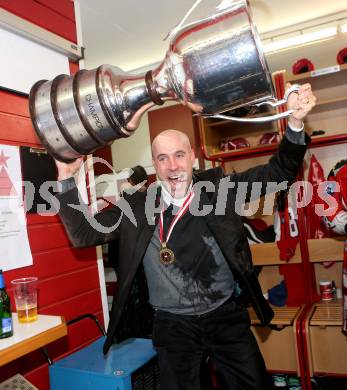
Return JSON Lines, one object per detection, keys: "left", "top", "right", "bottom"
{"left": 55, "top": 83, "right": 316, "bottom": 389}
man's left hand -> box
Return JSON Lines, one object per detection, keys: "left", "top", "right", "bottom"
{"left": 286, "top": 83, "right": 316, "bottom": 129}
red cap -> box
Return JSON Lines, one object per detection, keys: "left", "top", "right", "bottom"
{"left": 292, "top": 58, "right": 315, "bottom": 75}
{"left": 337, "top": 47, "right": 347, "bottom": 65}
{"left": 227, "top": 137, "right": 250, "bottom": 150}
{"left": 219, "top": 137, "right": 250, "bottom": 151}
{"left": 258, "top": 132, "right": 280, "bottom": 145}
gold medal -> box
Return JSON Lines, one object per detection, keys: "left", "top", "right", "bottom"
{"left": 159, "top": 241, "right": 175, "bottom": 265}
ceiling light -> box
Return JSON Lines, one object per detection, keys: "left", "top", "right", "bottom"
{"left": 341, "top": 23, "right": 347, "bottom": 33}
{"left": 262, "top": 26, "right": 338, "bottom": 54}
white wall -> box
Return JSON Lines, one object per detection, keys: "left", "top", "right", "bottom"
{"left": 0, "top": 27, "right": 70, "bottom": 94}
{"left": 111, "top": 110, "right": 152, "bottom": 171}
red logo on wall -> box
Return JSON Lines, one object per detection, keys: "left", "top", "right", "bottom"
{"left": 0, "top": 150, "right": 17, "bottom": 196}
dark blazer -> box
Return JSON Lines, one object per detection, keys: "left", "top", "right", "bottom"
{"left": 57, "top": 135, "right": 308, "bottom": 354}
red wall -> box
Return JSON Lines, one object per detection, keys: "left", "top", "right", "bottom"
{"left": 0, "top": 0, "right": 77, "bottom": 42}
{"left": 93, "top": 146, "right": 114, "bottom": 176}
{"left": 0, "top": 2, "right": 104, "bottom": 389}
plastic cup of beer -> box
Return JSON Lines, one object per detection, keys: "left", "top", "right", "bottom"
{"left": 11, "top": 277, "right": 38, "bottom": 323}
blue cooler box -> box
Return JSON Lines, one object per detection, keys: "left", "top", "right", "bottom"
{"left": 49, "top": 337, "right": 160, "bottom": 390}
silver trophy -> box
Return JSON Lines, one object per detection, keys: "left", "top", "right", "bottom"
{"left": 29, "top": 0, "right": 297, "bottom": 162}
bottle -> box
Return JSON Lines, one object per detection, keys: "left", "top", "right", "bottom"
{"left": 0, "top": 269, "right": 13, "bottom": 338}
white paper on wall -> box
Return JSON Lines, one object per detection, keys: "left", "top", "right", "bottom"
{"left": 0, "top": 144, "right": 33, "bottom": 271}
{"left": 0, "top": 26, "right": 70, "bottom": 94}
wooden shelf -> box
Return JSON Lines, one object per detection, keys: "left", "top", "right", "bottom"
{"left": 309, "top": 132, "right": 347, "bottom": 147}
{"left": 310, "top": 301, "right": 342, "bottom": 326}
{"left": 287, "top": 64, "right": 347, "bottom": 82}
{"left": 251, "top": 241, "right": 301, "bottom": 266}
{"left": 249, "top": 305, "right": 302, "bottom": 326}
{"left": 206, "top": 143, "right": 278, "bottom": 160}
{"left": 0, "top": 314, "right": 67, "bottom": 366}
{"left": 198, "top": 114, "right": 279, "bottom": 161}
{"left": 307, "top": 237, "right": 345, "bottom": 263}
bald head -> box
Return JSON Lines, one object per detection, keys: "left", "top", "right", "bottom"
{"left": 152, "top": 129, "right": 192, "bottom": 157}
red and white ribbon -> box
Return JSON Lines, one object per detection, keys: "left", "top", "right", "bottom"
{"left": 159, "top": 190, "right": 195, "bottom": 245}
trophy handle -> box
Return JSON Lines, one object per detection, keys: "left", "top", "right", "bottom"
{"left": 255, "top": 84, "right": 301, "bottom": 108}
{"left": 165, "top": 0, "right": 204, "bottom": 41}
{"left": 203, "top": 84, "right": 300, "bottom": 123}
{"left": 202, "top": 111, "right": 294, "bottom": 123}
